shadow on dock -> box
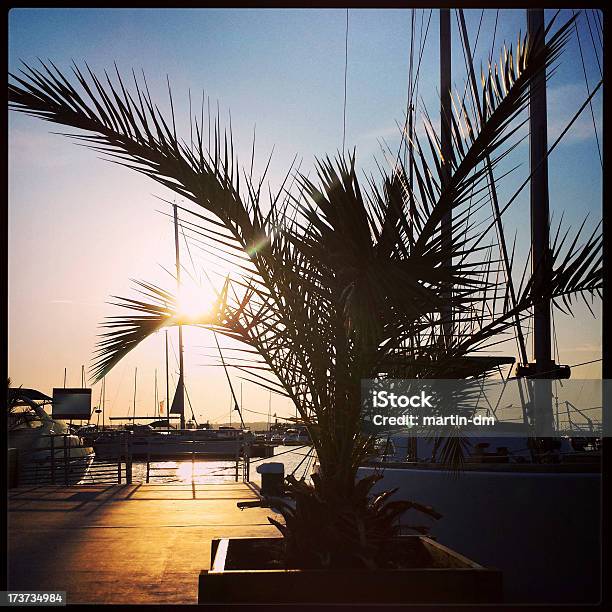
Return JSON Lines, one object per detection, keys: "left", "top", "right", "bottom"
{"left": 8, "top": 482, "right": 280, "bottom": 604}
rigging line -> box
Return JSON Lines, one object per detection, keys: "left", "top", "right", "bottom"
{"left": 111, "top": 366, "right": 127, "bottom": 412}
{"left": 488, "top": 9, "right": 499, "bottom": 67}
{"left": 188, "top": 89, "right": 193, "bottom": 154}
{"left": 179, "top": 218, "right": 200, "bottom": 285}
{"left": 183, "top": 380, "right": 198, "bottom": 425}
{"left": 342, "top": 8, "right": 349, "bottom": 153}
{"left": 403, "top": 8, "right": 416, "bottom": 167}
{"left": 290, "top": 445, "right": 314, "bottom": 477}
{"left": 395, "top": 8, "right": 431, "bottom": 166}
{"left": 457, "top": 9, "right": 529, "bottom": 365}
{"left": 396, "top": 8, "right": 432, "bottom": 173}
{"left": 456, "top": 79, "right": 603, "bottom": 268}
{"left": 551, "top": 303, "right": 559, "bottom": 364}
{"left": 584, "top": 10, "right": 603, "bottom": 77}
{"left": 241, "top": 406, "right": 295, "bottom": 421}
{"left": 593, "top": 9, "right": 604, "bottom": 47}
{"left": 214, "top": 331, "right": 245, "bottom": 428}
{"left": 572, "top": 10, "right": 603, "bottom": 167}
{"left": 248, "top": 444, "right": 312, "bottom": 465}
{"left": 569, "top": 358, "right": 602, "bottom": 369}
{"left": 411, "top": 9, "right": 433, "bottom": 99}
{"left": 169, "top": 333, "right": 178, "bottom": 367}
{"left": 455, "top": 9, "right": 485, "bottom": 118}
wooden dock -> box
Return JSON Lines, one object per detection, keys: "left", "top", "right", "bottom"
{"left": 8, "top": 483, "right": 281, "bottom": 604}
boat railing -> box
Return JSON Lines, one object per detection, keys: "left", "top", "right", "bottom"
{"left": 10, "top": 431, "right": 129, "bottom": 487}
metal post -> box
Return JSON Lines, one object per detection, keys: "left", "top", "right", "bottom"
{"left": 244, "top": 444, "right": 250, "bottom": 482}
{"left": 440, "top": 8, "right": 453, "bottom": 346}
{"left": 173, "top": 203, "right": 186, "bottom": 430}
{"left": 235, "top": 446, "right": 239, "bottom": 482}
{"left": 63, "top": 434, "right": 69, "bottom": 486}
{"left": 146, "top": 440, "right": 150, "bottom": 483}
{"left": 132, "top": 367, "right": 137, "bottom": 425}
{"left": 165, "top": 331, "right": 171, "bottom": 429}
{"left": 126, "top": 432, "right": 133, "bottom": 485}
{"left": 50, "top": 434, "right": 56, "bottom": 485}
{"left": 102, "top": 377, "right": 105, "bottom": 430}
{"left": 117, "top": 434, "right": 122, "bottom": 484}
{"left": 191, "top": 431, "right": 195, "bottom": 483}
{"left": 528, "top": 9, "right": 554, "bottom": 437}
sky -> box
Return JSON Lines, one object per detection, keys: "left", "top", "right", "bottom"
{"left": 8, "top": 8, "right": 603, "bottom": 425}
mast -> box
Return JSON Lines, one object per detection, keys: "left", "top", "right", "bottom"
{"left": 165, "top": 330, "right": 170, "bottom": 428}
{"left": 527, "top": 9, "right": 555, "bottom": 436}
{"left": 102, "top": 377, "right": 105, "bottom": 430}
{"left": 102, "top": 376, "right": 106, "bottom": 429}
{"left": 268, "top": 391, "right": 272, "bottom": 432}
{"left": 173, "top": 203, "right": 186, "bottom": 429}
{"left": 440, "top": 9, "right": 453, "bottom": 346}
{"left": 132, "top": 367, "right": 137, "bottom": 425}
{"left": 154, "top": 368, "right": 158, "bottom": 418}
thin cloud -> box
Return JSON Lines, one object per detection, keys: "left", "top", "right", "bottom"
{"left": 547, "top": 82, "right": 602, "bottom": 146}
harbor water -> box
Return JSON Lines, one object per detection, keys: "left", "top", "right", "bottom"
{"left": 78, "top": 445, "right": 315, "bottom": 487}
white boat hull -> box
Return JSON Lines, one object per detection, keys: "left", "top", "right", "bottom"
{"left": 359, "top": 463, "right": 600, "bottom": 604}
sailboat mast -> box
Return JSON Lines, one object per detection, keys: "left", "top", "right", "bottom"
{"left": 154, "top": 368, "right": 158, "bottom": 418}
{"left": 440, "top": 9, "right": 453, "bottom": 346}
{"left": 132, "top": 367, "right": 137, "bottom": 425}
{"left": 527, "top": 9, "right": 555, "bottom": 436}
{"left": 173, "top": 203, "right": 186, "bottom": 430}
{"left": 165, "top": 330, "right": 170, "bottom": 428}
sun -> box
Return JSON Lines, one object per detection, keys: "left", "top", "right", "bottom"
{"left": 175, "top": 282, "right": 218, "bottom": 322}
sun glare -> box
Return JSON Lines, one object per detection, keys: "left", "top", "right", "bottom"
{"left": 176, "top": 282, "right": 217, "bottom": 322}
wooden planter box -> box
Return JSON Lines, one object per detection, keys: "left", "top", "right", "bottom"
{"left": 199, "top": 536, "right": 502, "bottom": 604}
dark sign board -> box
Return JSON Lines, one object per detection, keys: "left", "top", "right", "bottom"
{"left": 52, "top": 388, "right": 92, "bottom": 420}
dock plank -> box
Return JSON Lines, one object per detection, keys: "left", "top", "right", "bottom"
{"left": 8, "top": 483, "right": 281, "bottom": 604}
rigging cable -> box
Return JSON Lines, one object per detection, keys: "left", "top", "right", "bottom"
{"left": 584, "top": 10, "right": 603, "bottom": 78}
{"left": 402, "top": 8, "right": 415, "bottom": 168}
{"left": 457, "top": 9, "right": 529, "bottom": 365}
{"left": 342, "top": 9, "right": 349, "bottom": 152}
{"left": 168, "top": 334, "right": 198, "bottom": 425}
{"left": 455, "top": 79, "right": 602, "bottom": 269}
{"left": 572, "top": 10, "right": 602, "bottom": 167}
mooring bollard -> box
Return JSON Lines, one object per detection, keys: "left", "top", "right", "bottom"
{"left": 256, "top": 462, "right": 285, "bottom": 496}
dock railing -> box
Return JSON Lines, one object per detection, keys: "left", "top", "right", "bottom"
{"left": 10, "top": 430, "right": 258, "bottom": 487}
{"left": 144, "top": 431, "right": 252, "bottom": 483}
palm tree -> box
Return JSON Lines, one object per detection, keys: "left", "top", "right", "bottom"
{"left": 8, "top": 14, "right": 601, "bottom": 568}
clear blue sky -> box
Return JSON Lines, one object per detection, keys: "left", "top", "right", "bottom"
{"left": 8, "top": 9, "right": 603, "bottom": 423}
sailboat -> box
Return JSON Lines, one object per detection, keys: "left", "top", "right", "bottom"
{"left": 8, "top": 387, "right": 95, "bottom": 485}
{"left": 359, "top": 9, "right": 602, "bottom": 604}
